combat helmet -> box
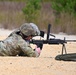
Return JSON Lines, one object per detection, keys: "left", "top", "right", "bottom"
{"left": 20, "top": 23, "right": 40, "bottom": 36}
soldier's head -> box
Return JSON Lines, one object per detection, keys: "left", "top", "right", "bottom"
{"left": 20, "top": 23, "right": 40, "bottom": 39}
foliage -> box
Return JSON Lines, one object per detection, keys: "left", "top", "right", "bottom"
{"left": 52, "top": 0, "right": 76, "bottom": 15}
{"left": 22, "top": 0, "right": 41, "bottom": 22}
{"left": 0, "top": 0, "right": 27, "bottom": 2}
{"left": 0, "top": 1, "right": 76, "bottom": 34}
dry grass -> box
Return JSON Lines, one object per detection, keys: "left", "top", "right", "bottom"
{"left": 0, "top": 1, "right": 76, "bottom": 34}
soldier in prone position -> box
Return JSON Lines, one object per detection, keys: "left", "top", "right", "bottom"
{"left": 0, "top": 23, "right": 42, "bottom": 57}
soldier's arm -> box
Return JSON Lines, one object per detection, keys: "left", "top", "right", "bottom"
{"left": 18, "top": 40, "right": 40, "bottom": 57}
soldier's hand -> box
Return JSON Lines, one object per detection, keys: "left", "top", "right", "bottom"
{"left": 35, "top": 47, "right": 41, "bottom": 54}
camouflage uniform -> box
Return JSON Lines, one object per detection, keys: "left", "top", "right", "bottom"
{"left": 0, "top": 23, "right": 40, "bottom": 57}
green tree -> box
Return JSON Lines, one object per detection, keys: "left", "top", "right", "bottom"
{"left": 52, "top": 0, "right": 76, "bottom": 15}
{"left": 22, "top": 0, "right": 41, "bottom": 22}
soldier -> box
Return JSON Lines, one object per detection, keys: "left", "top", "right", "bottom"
{"left": 0, "top": 23, "right": 42, "bottom": 57}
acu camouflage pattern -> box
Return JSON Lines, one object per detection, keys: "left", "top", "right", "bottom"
{"left": 20, "top": 23, "right": 40, "bottom": 36}
{"left": 0, "top": 30, "right": 39, "bottom": 57}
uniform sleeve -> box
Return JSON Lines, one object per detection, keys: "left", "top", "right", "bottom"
{"left": 18, "top": 39, "right": 40, "bottom": 57}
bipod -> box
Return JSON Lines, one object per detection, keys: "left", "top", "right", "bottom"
{"left": 61, "top": 43, "right": 67, "bottom": 55}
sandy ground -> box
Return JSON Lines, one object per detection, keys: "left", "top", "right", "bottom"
{"left": 0, "top": 29, "right": 76, "bottom": 75}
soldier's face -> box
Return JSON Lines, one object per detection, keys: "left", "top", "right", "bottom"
{"left": 25, "top": 36, "right": 33, "bottom": 40}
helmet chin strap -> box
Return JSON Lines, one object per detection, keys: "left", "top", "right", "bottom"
{"left": 20, "top": 31, "right": 33, "bottom": 41}
{"left": 19, "top": 32, "right": 28, "bottom": 39}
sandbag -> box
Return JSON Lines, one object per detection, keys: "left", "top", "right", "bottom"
{"left": 55, "top": 53, "right": 76, "bottom": 61}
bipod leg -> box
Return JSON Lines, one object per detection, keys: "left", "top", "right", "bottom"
{"left": 62, "top": 44, "right": 67, "bottom": 55}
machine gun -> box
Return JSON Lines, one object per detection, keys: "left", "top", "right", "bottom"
{"left": 30, "top": 24, "right": 76, "bottom": 55}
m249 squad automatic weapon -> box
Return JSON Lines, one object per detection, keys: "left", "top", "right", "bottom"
{"left": 30, "top": 24, "right": 76, "bottom": 57}
{"left": 30, "top": 24, "right": 76, "bottom": 55}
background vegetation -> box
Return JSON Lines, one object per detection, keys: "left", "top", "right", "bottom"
{"left": 0, "top": 0, "right": 76, "bottom": 34}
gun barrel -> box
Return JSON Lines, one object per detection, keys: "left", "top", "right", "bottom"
{"left": 66, "top": 40, "right": 76, "bottom": 42}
